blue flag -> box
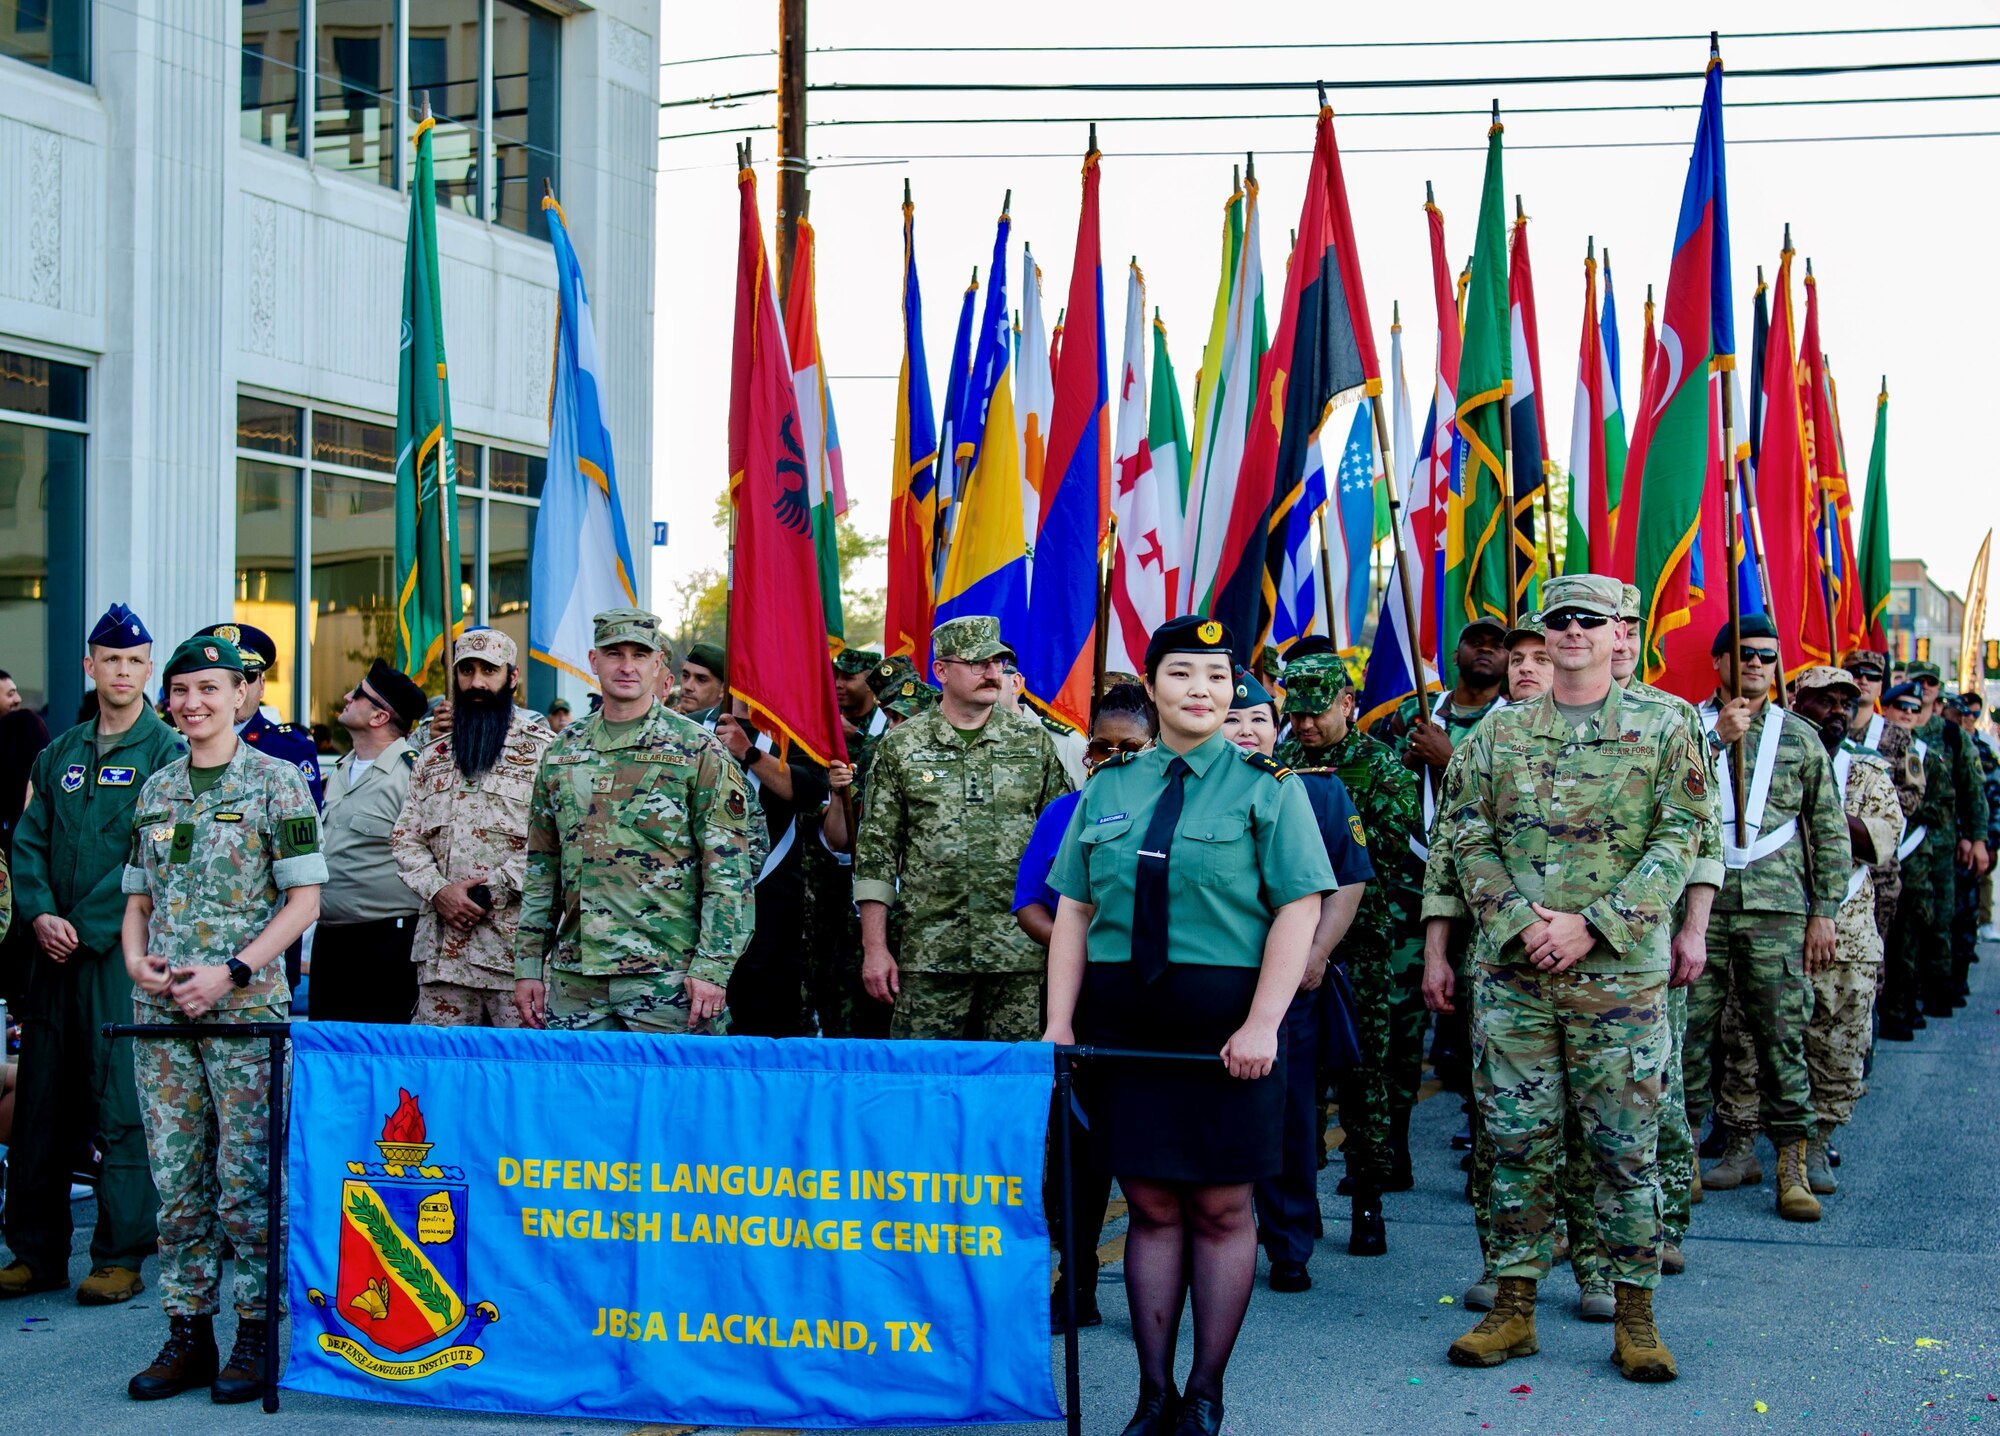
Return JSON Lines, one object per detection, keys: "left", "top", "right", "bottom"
{"left": 532, "top": 194, "right": 637, "bottom": 681}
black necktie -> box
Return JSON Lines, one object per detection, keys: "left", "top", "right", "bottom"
{"left": 1131, "top": 756, "right": 1190, "bottom": 985}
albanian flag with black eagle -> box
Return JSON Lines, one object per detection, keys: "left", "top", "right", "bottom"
{"left": 1209, "top": 104, "right": 1379, "bottom": 665}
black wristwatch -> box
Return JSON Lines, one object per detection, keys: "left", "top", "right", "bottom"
{"left": 226, "top": 958, "right": 254, "bottom": 989}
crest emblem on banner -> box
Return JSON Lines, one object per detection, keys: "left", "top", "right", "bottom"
{"left": 303, "top": 1088, "right": 500, "bottom": 1381}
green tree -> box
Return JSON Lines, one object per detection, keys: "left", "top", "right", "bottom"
{"left": 668, "top": 492, "right": 888, "bottom": 658}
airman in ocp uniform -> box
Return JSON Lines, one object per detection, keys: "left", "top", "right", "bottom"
{"left": 512, "top": 609, "right": 759, "bottom": 1034}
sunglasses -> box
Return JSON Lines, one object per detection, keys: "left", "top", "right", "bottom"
{"left": 1844, "top": 667, "right": 1883, "bottom": 682}
{"left": 1738, "top": 647, "right": 1781, "bottom": 665}
{"left": 351, "top": 684, "right": 391, "bottom": 713}
{"left": 1541, "top": 611, "right": 1612, "bottom": 631}
{"left": 1891, "top": 702, "right": 1923, "bottom": 714}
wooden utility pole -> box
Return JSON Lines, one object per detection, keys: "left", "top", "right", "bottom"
{"left": 776, "top": 0, "right": 808, "bottom": 296}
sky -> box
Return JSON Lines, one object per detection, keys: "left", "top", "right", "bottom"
{"left": 650, "top": 1, "right": 2000, "bottom": 630}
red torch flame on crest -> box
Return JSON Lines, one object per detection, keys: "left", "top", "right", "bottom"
{"left": 381, "top": 1089, "right": 426, "bottom": 1144}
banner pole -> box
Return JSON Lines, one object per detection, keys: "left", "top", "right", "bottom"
{"left": 1721, "top": 363, "right": 1747, "bottom": 846}
{"left": 1055, "top": 1053, "right": 1081, "bottom": 1436}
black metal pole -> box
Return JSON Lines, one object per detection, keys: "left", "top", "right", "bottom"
{"left": 1055, "top": 1052, "right": 1081, "bottom": 1436}
{"left": 264, "top": 1029, "right": 288, "bottom": 1413}
{"left": 106, "top": 1023, "right": 292, "bottom": 1413}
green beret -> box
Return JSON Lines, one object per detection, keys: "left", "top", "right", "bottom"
{"left": 164, "top": 634, "right": 247, "bottom": 680}
{"left": 592, "top": 608, "right": 666, "bottom": 653}
{"left": 1231, "top": 667, "right": 1274, "bottom": 711}
{"left": 686, "top": 641, "right": 727, "bottom": 681}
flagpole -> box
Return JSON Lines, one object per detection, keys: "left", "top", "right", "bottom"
{"left": 725, "top": 137, "right": 749, "bottom": 686}
{"left": 1519, "top": 195, "right": 1557, "bottom": 585}
{"left": 1096, "top": 516, "right": 1114, "bottom": 693}
{"left": 1720, "top": 358, "right": 1749, "bottom": 845}
{"left": 1740, "top": 266, "right": 1783, "bottom": 659}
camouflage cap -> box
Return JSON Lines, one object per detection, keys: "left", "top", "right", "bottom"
{"left": 1906, "top": 659, "right": 1943, "bottom": 683}
{"left": 868, "top": 653, "right": 924, "bottom": 702}
{"left": 1793, "top": 664, "right": 1860, "bottom": 696}
{"left": 1840, "top": 648, "right": 1889, "bottom": 678}
{"left": 833, "top": 646, "right": 884, "bottom": 677}
{"left": 454, "top": 626, "right": 517, "bottom": 668}
{"left": 1505, "top": 614, "right": 1546, "bottom": 648}
{"left": 592, "top": 608, "right": 666, "bottom": 654}
{"left": 1538, "top": 573, "right": 1624, "bottom": 618}
{"left": 1618, "top": 583, "right": 1644, "bottom": 621}
{"left": 1279, "top": 653, "right": 1351, "bottom": 716}
{"left": 163, "top": 634, "right": 247, "bottom": 680}
{"left": 883, "top": 677, "right": 941, "bottom": 720}
{"left": 931, "top": 614, "right": 1015, "bottom": 664}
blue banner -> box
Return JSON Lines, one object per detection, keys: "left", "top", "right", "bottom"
{"left": 285, "top": 1024, "right": 1061, "bottom": 1427}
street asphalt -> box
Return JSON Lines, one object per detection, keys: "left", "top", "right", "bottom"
{"left": 7, "top": 945, "right": 1997, "bottom": 1434}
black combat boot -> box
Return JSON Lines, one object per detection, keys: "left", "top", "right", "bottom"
{"left": 1348, "top": 1183, "right": 1387, "bottom": 1256}
{"left": 211, "top": 1317, "right": 271, "bottom": 1404}
{"left": 128, "top": 1314, "right": 218, "bottom": 1400}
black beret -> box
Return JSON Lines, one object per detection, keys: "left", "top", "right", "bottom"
{"left": 197, "top": 622, "right": 277, "bottom": 672}
{"left": 1144, "top": 615, "right": 1234, "bottom": 676}
{"left": 364, "top": 658, "right": 429, "bottom": 728}
{"left": 1711, "top": 611, "right": 1778, "bottom": 656}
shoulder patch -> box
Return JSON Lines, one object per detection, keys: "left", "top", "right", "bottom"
{"left": 1349, "top": 814, "right": 1368, "bottom": 847}
{"left": 1240, "top": 750, "right": 1292, "bottom": 781}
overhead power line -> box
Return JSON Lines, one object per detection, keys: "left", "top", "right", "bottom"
{"left": 659, "top": 22, "right": 2000, "bottom": 67}
{"left": 661, "top": 54, "right": 2000, "bottom": 110}
{"left": 663, "top": 89, "right": 2000, "bottom": 142}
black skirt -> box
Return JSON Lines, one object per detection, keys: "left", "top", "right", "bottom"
{"left": 1073, "top": 961, "right": 1284, "bottom": 1185}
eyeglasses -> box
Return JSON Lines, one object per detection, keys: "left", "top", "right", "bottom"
{"left": 1541, "top": 611, "right": 1612, "bottom": 632}
{"left": 1738, "top": 647, "right": 1781, "bottom": 666}
{"left": 938, "top": 657, "right": 1008, "bottom": 673}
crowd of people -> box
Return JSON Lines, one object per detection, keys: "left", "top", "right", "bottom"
{"left": 0, "top": 586, "right": 1994, "bottom": 1428}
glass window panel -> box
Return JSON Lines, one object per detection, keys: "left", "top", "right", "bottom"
{"left": 487, "top": 448, "right": 544, "bottom": 499}
{"left": 487, "top": 500, "right": 534, "bottom": 672}
{"left": 309, "top": 472, "right": 397, "bottom": 727}
{"left": 0, "top": 350, "right": 86, "bottom": 423}
{"left": 237, "top": 395, "right": 303, "bottom": 456}
{"left": 491, "top": 0, "right": 559, "bottom": 237}
{"left": 458, "top": 496, "right": 479, "bottom": 622}
{"left": 311, "top": 410, "right": 395, "bottom": 473}
{"left": 409, "top": 0, "right": 483, "bottom": 218}
{"left": 0, "top": 421, "right": 81, "bottom": 717}
{"left": 314, "top": 0, "right": 395, "bottom": 188}
{"left": 235, "top": 459, "right": 300, "bottom": 722}
{"left": 241, "top": 0, "right": 305, "bottom": 153}
{"left": 0, "top": 0, "right": 89, "bottom": 83}
{"left": 455, "top": 441, "right": 483, "bottom": 490}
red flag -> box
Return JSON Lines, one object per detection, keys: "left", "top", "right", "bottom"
{"left": 727, "top": 167, "right": 848, "bottom": 765}
{"left": 1752, "top": 245, "right": 1831, "bottom": 677}
{"left": 1800, "top": 275, "right": 1861, "bottom": 651}
{"left": 1651, "top": 374, "right": 1733, "bottom": 703}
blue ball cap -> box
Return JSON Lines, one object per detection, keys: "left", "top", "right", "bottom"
{"left": 87, "top": 602, "right": 152, "bottom": 651}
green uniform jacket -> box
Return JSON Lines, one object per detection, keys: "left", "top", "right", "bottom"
{"left": 1917, "top": 713, "right": 1990, "bottom": 850}
{"left": 1049, "top": 732, "right": 1333, "bottom": 967}
{"left": 1275, "top": 728, "right": 1418, "bottom": 953}
{"left": 15, "top": 706, "right": 183, "bottom": 957}
{"left": 1446, "top": 682, "right": 1714, "bottom": 975}
{"left": 1699, "top": 699, "right": 1850, "bottom": 918}
{"left": 121, "top": 741, "right": 327, "bottom": 1011}
{"left": 853, "top": 706, "right": 1071, "bottom": 975}
{"left": 514, "top": 701, "right": 759, "bottom": 990}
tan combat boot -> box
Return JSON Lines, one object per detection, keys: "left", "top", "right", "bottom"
{"left": 1690, "top": 1166, "right": 1703, "bottom": 1205}
{"left": 1447, "top": 1276, "right": 1539, "bottom": 1368}
{"left": 1775, "top": 1139, "right": 1823, "bottom": 1222}
{"left": 1610, "top": 1283, "right": 1679, "bottom": 1382}
{"left": 1804, "top": 1124, "right": 1838, "bottom": 1195}
{"left": 1699, "top": 1130, "right": 1761, "bottom": 1190}
{"left": 77, "top": 1265, "right": 146, "bottom": 1305}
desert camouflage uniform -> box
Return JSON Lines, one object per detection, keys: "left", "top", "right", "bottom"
{"left": 393, "top": 706, "right": 554, "bottom": 1026}
{"left": 121, "top": 742, "right": 325, "bottom": 1317}
{"left": 853, "top": 705, "right": 1070, "bottom": 1041}
{"left": 513, "top": 699, "right": 758, "bottom": 1031}
{"left": 1849, "top": 712, "right": 1925, "bottom": 937}
{"left": 1689, "top": 700, "right": 1849, "bottom": 1146}
{"left": 1445, "top": 678, "right": 1713, "bottom": 1289}
{"left": 1278, "top": 705, "right": 1424, "bottom": 1190}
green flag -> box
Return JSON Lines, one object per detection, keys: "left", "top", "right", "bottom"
{"left": 1442, "top": 119, "right": 1512, "bottom": 682}
{"left": 394, "top": 115, "right": 463, "bottom": 685}
{"left": 1858, "top": 378, "right": 1892, "bottom": 648}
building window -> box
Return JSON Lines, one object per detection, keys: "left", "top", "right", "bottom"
{"left": 491, "top": 0, "right": 560, "bottom": 235}
{"left": 315, "top": 0, "right": 397, "bottom": 188}
{"left": 410, "top": 0, "right": 484, "bottom": 218}
{"left": 0, "top": 349, "right": 88, "bottom": 722}
{"left": 0, "top": 0, "right": 89, "bottom": 83}
{"left": 235, "top": 394, "right": 543, "bottom": 732}
{"left": 242, "top": 0, "right": 307, "bottom": 154}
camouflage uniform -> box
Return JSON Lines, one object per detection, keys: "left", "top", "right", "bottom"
{"left": 1913, "top": 689, "right": 1987, "bottom": 1009}
{"left": 1445, "top": 623, "right": 1713, "bottom": 1290}
{"left": 1278, "top": 659, "right": 1425, "bottom": 1190}
{"left": 1848, "top": 711, "right": 1924, "bottom": 938}
{"left": 1809, "top": 745, "right": 1899, "bottom": 1124}
{"left": 393, "top": 702, "right": 554, "bottom": 1027}
{"left": 121, "top": 737, "right": 326, "bottom": 1318}
{"left": 1687, "top": 697, "right": 1849, "bottom": 1147}
{"left": 1883, "top": 722, "right": 1953, "bottom": 1027}
{"left": 853, "top": 618, "right": 1071, "bottom": 1041}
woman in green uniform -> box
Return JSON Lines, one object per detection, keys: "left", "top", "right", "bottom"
{"left": 1043, "top": 616, "right": 1333, "bottom": 1436}
{"left": 119, "top": 636, "right": 325, "bottom": 1403}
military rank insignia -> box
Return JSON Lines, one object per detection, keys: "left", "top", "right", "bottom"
{"left": 303, "top": 1089, "right": 499, "bottom": 1380}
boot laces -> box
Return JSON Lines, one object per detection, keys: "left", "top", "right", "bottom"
{"left": 1615, "top": 1296, "right": 1662, "bottom": 1350}
{"left": 224, "top": 1324, "right": 268, "bottom": 1373}
{"left": 153, "top": 1319, "right": 203, "bottom": 1364}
